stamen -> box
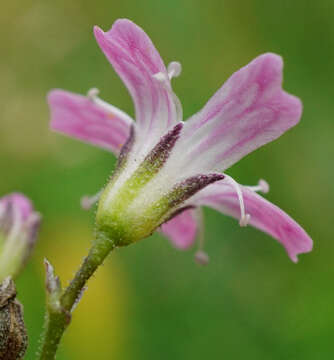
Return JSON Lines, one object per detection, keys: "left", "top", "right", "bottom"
{"left": 81, "top": 191, "right": 102, "bottom": 210}
{"left": 239, "top": 214, "right": 251, "bottom": 227}
{"left": 194, "top": 250, "right": 210, "bottom": 266}
{"left": 167, "top": 61, "right": 182, "bottom": 79}
{"left": 153, "top": 61, "right": 182, "bottom": 83}
{"left": 152, "top": 72, "right": 167, "bottom": 83}
{"left": 193, "top": 208, "right": 210, "bottom": 266}
{"left": 152, "top": 67, "right": 183, "bottom": 123}
{"left": 246, "top": 179, "right": 269, "bottom": 194}
{"left": 224, "top": 175, "right": 250, "bottom": 227}
{"left": 87, "top": 87, "right": 100, "bottom": 100}
{"left": 86, "top": 88, "right": 132, "bottom": 122}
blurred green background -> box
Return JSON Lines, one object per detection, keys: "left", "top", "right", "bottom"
{"left": 0, "top": 0, "right": 333, "bottom": 359}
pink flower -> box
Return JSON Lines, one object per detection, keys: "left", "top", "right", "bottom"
{"left": 0, "top": 193, "right": 41, "bottom": 280}
{"left": 48, "top": 19, "right": 312, "bottom": 262}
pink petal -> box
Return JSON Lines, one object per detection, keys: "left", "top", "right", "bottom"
{"left": 179, "top": 53, "right": 302, "bottom": 173}
{"left": 94, "top": 19, "right": 179, "bottom": 147}
{"left": 0, "top": 193, "right": 33, "bottom": 221}
{"left": 190, "top": 182, "right": 313, "bottom": 262}
{"left": 161, "top": 208, "right": 198, "bottom": 249}
{"left": 48, "top": 89, "right": 133, "bottom": 154}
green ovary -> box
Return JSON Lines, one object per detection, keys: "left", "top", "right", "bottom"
{"left": 96, "top": 164, "right": 171, "bottom": 245}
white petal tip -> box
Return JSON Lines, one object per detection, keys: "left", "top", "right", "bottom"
{"left": 194, "top": 251, "right": 210, "bottom": 266}
{"left": 239, "top": 214, "right": 251, "bottom": 227}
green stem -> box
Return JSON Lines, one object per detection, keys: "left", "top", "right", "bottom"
{"left": 38, "top": 238, "right": 115, "bottom": 360}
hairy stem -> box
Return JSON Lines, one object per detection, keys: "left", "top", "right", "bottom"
{"left": 38, "top": 237, "right": 115, "bottom": 360}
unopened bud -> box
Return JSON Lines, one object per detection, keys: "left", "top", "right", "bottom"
{"left": 0, "top": 277, "right": 28, "bottom": 360}
{"left": 194, "top": 250, "right": 210, "bottom": 266}
{"left": 0, "top": 193, "right": 41, "bottom": 282}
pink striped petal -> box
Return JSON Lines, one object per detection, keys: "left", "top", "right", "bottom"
{"left": 0, "top": 193, "right": 33, "bottom": 221}
{"left": 178, "top": 53, "right": 302, "bottom": 173}
{"left": 161, "top": 208, "right": 198, "bottom": 249}
{"left": 48, "top": 89, "right": 133, "bottom": 155}
{"left": 190, "top": 182, "right": 312, "bottom": 262}
{"left": 94, "top": 19, "right": 179, "bottom": 147}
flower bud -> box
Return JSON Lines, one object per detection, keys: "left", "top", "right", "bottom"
{"left": 0, "top": 277, "right": 28, "bottom": 360}
{"left": 0, "top": 193, "right": 41, "bottom": 282}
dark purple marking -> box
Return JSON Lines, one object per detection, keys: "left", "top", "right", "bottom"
{"left": 169, "top": 173, "right": 225, "bottom": 208}
{"left": 143, "top": 122, "right": 183, "bottom": 171}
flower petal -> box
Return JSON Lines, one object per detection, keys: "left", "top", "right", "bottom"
{"left": 190, "top": 181, "right": 313, "bottom": 262}
{"left": 48, "top": 89, "right": 133, "bottom": 155}
{"left": 161, "top": 208, "right": 198, "bottom": 249}
{"left": 94, "top": 19, "right": 179, "bottom": 152}
{"left": 0, "top": 193, "right": 33, "bottom": 221}
{"left": 176, "top": 53, "right": 302, "bottom": 174}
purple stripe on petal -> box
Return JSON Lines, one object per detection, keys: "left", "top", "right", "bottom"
{"left": 48, "top": 89, "right": 133, "bottom": 155}
{"left": 180, "top": 53, "right": 302, "bottom": 173}
{"left": 191, "top": 182, "right": 313, "bottom": 262}
{"left": 161, "top": 208, "right": 198, "bottom": 249}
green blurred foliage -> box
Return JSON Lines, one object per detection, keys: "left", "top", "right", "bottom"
{"left": 0, "top": 0, "right": 333, "bottom": 359}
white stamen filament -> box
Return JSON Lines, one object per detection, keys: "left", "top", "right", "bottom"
{"left": 224, "top": 175, "right": 250, "bottom": 227}
{"left": 152, "top": 64, "right": 183, "bottom": 123}
{"left": 81, "top": 191, "right": 102, "bottom": 210}
{"left": 86, "top": 88, "right": 133, "bottom": 124}
{"left": 193, "top": 208, "right": 210, "bottom": 266}
{"left": 246, "top": 179, "right": 269, "bottom": 194}
{"left": 152, "top": 72, "right": 167, "bottom": 82}
{"left": 87, "top": 88, "right": 114, "bottom": 111}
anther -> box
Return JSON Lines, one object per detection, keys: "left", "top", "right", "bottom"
{"left": 167, "top": 61, "right": 182, "bottom": 79}
{"left": 246, "top": 179, "right": 269, "bottom": 194}
{"left": 258, "top": 179, "right": 269, "bottom": 193}
{"left": 153, "top": 61, "right": 182, "bottom": 83}
{"left": 239, "top": 214, "right": 251, "bottom": 227}
{"left": 80, "top": 191, "right": 102, "bottom": 210}
{"left": 224, "top": 175, "right": 251, "bottom": 227}
{"left": 194, "top": 250, "right": 210, "bottom": 266}
{"left": 87, "top": 87, "right": 100, "bottom": 100}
